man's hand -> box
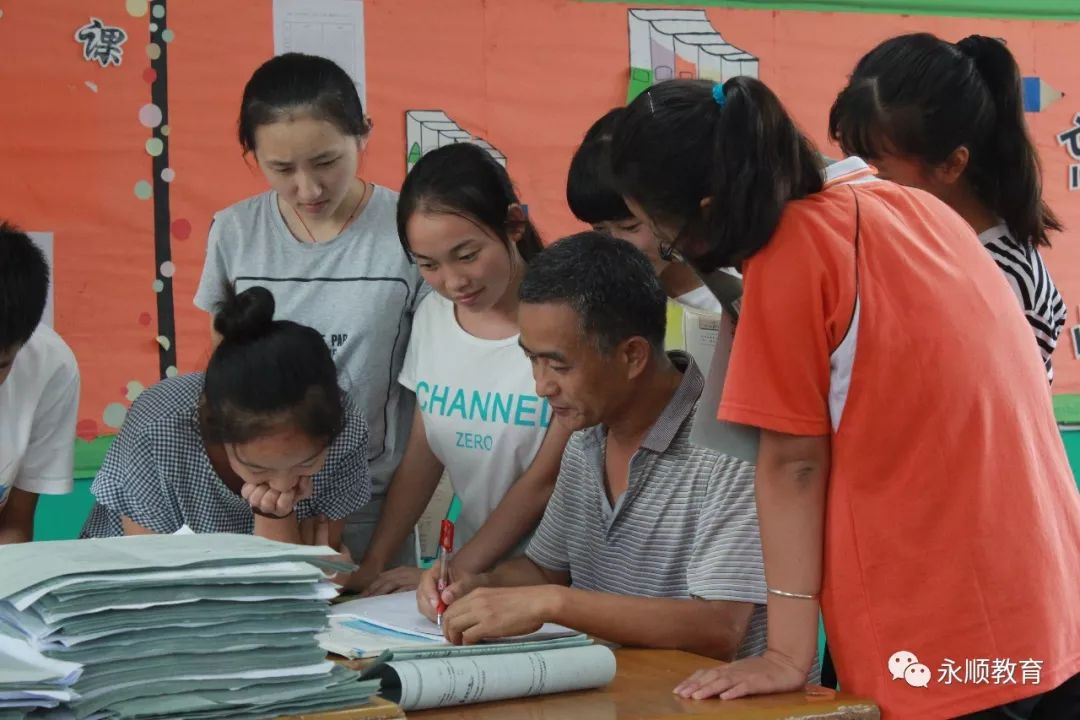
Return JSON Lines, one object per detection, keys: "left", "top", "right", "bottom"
{"left": 441, "top": 585, "right": 562, "bottom": 645}
{"left": 415, "top": 559, "right": 487, "bottom": 622}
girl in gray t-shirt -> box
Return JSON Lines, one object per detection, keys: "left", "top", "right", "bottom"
{"left": 194, "top": 54, "right": 424, "bottom": 565}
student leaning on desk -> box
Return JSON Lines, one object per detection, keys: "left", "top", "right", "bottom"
{"left": 81, "top": 285, "right": 371, "bottom": 561}
{"left": 415, "top": 233, "right": 785, "bottom": 669}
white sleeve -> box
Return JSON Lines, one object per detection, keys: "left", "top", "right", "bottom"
{"left": 675, "top": 286, "right": 726, "bottom": 315}
{"left": 15, "top": 357, "right": 80, "bottom": 495}
{"left": 193, "top": 215, "right": 230, "bottom": 313}
{"left": 398, "top": 295, "right": 433, "bottom": 392}
{"left": 398, "top": 336, "right": 420, "bottom": 393}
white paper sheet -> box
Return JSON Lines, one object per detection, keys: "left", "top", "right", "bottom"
{"left": 273, "top": 0, "right": 366, "bottom": 106}
{"left": 0, "top": 633, "right": 82, "bottom": 686}
{"left": 318, "top": 615, "right": 438, "bottom": 659}
{"left": 334, "top": 592, "right": 578, "bottom": 641}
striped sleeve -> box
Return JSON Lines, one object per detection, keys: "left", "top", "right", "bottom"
{"left": 524, "top": 442, "right": 581, "bottom": 574}
{"left": 983, "top": 233, "right": 1066, "bottom": 383}
{"left": 687, "top": 455, "right": 769, "bottom": 661}
{"left": 686, "top": 456, "right": 767, "bottom": 605}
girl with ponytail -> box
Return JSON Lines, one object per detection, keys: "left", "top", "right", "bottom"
{"left": 830, "top": 33, "right": 1066, "bottom": 382}
{"left": 351, "top": 142, "right": 571, "bottom": 596}
{"left": 610, "top": 77, "right": 1080, "bottom": 719}
{"left": 82, "top": 286, "right": 371, "bottom": 559}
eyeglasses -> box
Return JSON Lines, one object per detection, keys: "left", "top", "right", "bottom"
{"left": 655, "top": 219, "right": 697, "bottom": 265}
{"left": 654, "top": 217, "right": 743, "bottom": 322}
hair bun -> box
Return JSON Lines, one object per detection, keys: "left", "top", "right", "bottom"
{"left": 213, "top": 285, "right": 275, "bottom": 342}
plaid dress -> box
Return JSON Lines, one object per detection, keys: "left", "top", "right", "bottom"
{"left": 82, "top": 373, "right": 371, "bottom": 537}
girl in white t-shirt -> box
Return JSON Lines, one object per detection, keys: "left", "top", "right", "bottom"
{"left": 354, "top": 143, "right": 572, "bottom": 595}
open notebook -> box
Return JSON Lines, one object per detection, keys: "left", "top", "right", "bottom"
{"left": 321, "top": 592, "right": 586, "bottom": 660}
{"left": 320, "top": 592, "right": 611, "bottom": 711}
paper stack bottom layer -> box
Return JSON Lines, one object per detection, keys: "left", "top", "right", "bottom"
{"left": 0, "top": 534, "right": 380, "bottom": 720}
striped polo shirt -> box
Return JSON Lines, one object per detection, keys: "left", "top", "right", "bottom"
{"left": 526, "top": 351, "right": 769, "bottom": 660}
{"left": 977, "top": 223, "right": 1066, "bottom": 383}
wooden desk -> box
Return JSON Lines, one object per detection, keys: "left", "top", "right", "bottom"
{"left": 411, "top": 649, "right": 878, "bottom": 719}
{"left": 304, "top": 649, "right": 879, "bottom": 720}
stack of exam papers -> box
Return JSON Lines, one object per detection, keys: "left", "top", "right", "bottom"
{"left": 0, "top": 534, "right": 381, "bottom": 720}
{"left": 0, "top": 623, "right": 80, "bottom": 718}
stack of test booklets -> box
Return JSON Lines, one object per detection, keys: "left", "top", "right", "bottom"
{"left": 0, "top": 624, "right": 80, "bottom": 718}
{"left": 320, "top": 592, "right": 617, "bottom": 711}
{"left": 0, "top": 534, "right": 381, "bottom": 720}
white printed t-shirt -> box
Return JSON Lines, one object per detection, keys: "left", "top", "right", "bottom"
{"left": 398, "top": 292, "right": 549, "bottom": 552}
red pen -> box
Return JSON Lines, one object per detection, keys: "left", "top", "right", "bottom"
{"left": 435, "top": 519, "right": 455, "bottom": 626}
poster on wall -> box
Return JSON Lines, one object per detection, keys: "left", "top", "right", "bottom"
{"left": 273, "top": 0, "right": 366, "bottom": 106}
{"left": 3, "top": 0, "right": 1080, "bottom": 459}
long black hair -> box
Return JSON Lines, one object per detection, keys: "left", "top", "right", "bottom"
{"left": 397, "top": 142, "right": 543, "bottom": 262}
{"left": 566, "top": 108, "right": 633, "bottom": 224}
{"left": 829, "top": 33, "right": 1060, "bottom": 247}
{"left": 238, "top": 53, "right": 370, "bottom": 154}
{"left": 610, "top": 78, "right": 823, "bottom": 272}
{"left": 201, "top": 286, "right": 344, "bottom": 446}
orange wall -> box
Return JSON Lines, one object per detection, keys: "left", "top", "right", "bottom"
{"left": 2, "top": 1, "right": 1078, "bottom": 437}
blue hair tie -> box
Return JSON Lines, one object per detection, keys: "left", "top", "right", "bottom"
{"left": 712, "top": 83, "right": 726, "bottom": 108}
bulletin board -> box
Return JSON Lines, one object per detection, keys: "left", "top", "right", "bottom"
{"left": 2, "top": 0, "right": 1080, "bottom": 471}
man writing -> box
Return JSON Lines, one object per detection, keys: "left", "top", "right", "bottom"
{"left": 416, "top": 232, "right": 769, "bottom": 662}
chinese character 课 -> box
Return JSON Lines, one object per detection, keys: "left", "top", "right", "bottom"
{"left": 75, "top": 17, "right": 127, "bottom": 68}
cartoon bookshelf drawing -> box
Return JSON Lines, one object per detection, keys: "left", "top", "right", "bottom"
{"left": 627, "top": 8, "right": 759, "bottom": 102}
{"left": 405, "top": 110, "right": 507, "bottom": 172}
